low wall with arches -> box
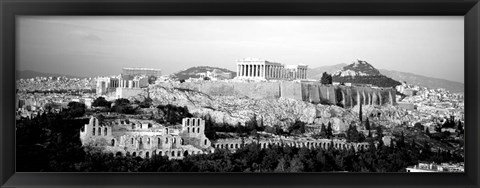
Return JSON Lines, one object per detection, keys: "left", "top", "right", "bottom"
{"left": 213, "top": 138, "right": 371, "bottom": 152}
{"left": 106, "top": 146, "right": 215, "bottom": 160}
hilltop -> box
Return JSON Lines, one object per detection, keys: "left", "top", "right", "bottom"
{"left": 308, "top": 61, "right": 464, "bottom": 93}
{"left": 331, "top": 60, "right": 401, "bottom": 88}
{"left": 379, "top": 69, "right": 464, "bottom": 93}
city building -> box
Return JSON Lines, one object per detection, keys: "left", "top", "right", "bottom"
{"left": 406, "top": 162, "right": 464, "bottom": 172}
{"left": 236, "top": 58, "right": 308, "bottom": 80}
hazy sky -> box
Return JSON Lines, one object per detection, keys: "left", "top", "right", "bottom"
{"left": 17, "top": 16, "right": 464, "bottom": 83}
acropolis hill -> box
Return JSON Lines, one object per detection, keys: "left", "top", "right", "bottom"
{"left": 165, "top": 81, "right": 396, "bottom": 107}
{"left": 122, "top": 59, "right": 401, "bottom": 132}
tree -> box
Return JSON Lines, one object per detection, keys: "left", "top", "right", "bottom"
{"left": 63, "top": 101, "right": 85, "bottom": 118}
{"left": 148, "top": 76, "right": 157, "bottom": 84}
{"left": 320, "top": 72, "right": 333, "bottom": 85}
{"left": 112, "top": 98, "right": 136, "bottom": 114}
{"left": 346, "top": 124, "right": 364, "bottom": 142}
{"left": 92, "top": 97, "right": 111, "bottom": 108}
{"left": 414, "top": 122, "right": 424, "bottom": 131}
{"left": 319, "top": 123, "right": 327, "bottom": 138}
{"left": 365, "top": 118, "right": 370, "bottom": 130}
{"left": 457, "top": 120, "right": 464, "bottom": 135}
{"left": 326, "top": 122, "right": 333, "bottom": 139}
{"left": 397, "top": 131, "right": 406, "bottom": 148}
{"left": 375, "top": 126, "right": 384, "bottom": 141}
{"left": 288, "top": 120, "right": 306, "bottom": 135}
{"left": 138, "top": 97, "right": 153, "bottom": 108}
{"left": 435, "top": 123, "right": 442, "bottom": 133}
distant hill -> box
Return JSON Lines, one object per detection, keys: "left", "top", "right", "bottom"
{"left": 378, "top": 69, "right": 464, "bottom": 93}
{"left": 331, "top": 60, "right": 402, "bottom": 88}
{"left": 308, "top": 61, "right": 464, "bottom": 93}
{"left": 16, "top": 70, "right": 85, "bottom": 80}
{"left": 307, "top": 63, "right": 347, "bottom": 80}
{"left": 171, "top": 66, "right": 237, "bottom": 80}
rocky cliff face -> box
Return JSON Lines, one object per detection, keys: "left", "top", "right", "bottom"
{"left": 301, "top": 83, "right": 396, "bottom": 107}
{"left": 158, "top": 81, "right": 396, "bottom": 109}
{"left": 135, "top": 84, "right": 408, "bottom": 131}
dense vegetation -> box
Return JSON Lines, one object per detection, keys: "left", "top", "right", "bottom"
{"left": 16, "top": 108, "right": 463, "bottom": 172}
{"left": 320, "top": 72, "right": 333, "bottom": 85}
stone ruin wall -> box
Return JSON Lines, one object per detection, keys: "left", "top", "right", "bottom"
{"left": 80, "top": 117, "right": 215, "bottom": 159}
{"left": 175, "top": 81, "right": 281, "bottom": 99}
{"left": 172, "top": 81, "right": 396, "bottom": 108}
{"left": 213, "top": 138, "right": 372, "bottom": 152}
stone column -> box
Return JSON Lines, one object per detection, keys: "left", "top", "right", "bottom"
{"left": 275, "top": 66, "right": 278, "bottom": 78}
{"left": 260, "top": 65, "right": 263, "bottom": 78}
{"left": 269, "top": 65, "right": 272, "bottom": 78}
{"left": 258, "top": 65, "right": 261, "bottom": 77}
{"left": 244, "top": 65, "right": 247, "bottom": 77}
{"left": 251, "top": 65, "right": 254, "bottom": 77}
{"left": 243, "top": 64, "right": 246, "bottom": 77}
{"left": 261, "top": 65, "right": 264, "bottom": 78}
{"left": 261, "top": 65, "right": 263, "bottom": 77}
{"left": 252, "top": 65, "right": 255, "bottom": 77}
{"left": 278, "top": 66, "right": 280, "bottom": 78}
{"left": 274, "top": 66, "right": 276, "bottom": 78}
{"left": 270, "top": 65, "right": 273, "bottom": 78}
{"left": 270, "top": 65, "right": 275, "bottom": 78}
{"left": 240, "top": 64, "right": 243, "bottom": 77}
{"left": 268, "top": 66, "right": 271, "bottom": 78}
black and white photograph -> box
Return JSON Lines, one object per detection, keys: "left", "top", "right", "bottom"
{"left": 15, "top": 16, "right": 465, "bottom": 173}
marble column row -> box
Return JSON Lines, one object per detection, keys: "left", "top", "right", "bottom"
{"left": 237, "top": 64, "right": 267, "bottom": 78}
{"left": 119, "top": 79, "right": 140, "bottom": 88}
{"left": 237, "top": 64, "right": 307, "bottom": 79}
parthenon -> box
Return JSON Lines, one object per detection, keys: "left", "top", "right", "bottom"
{"left": 236, "top": 58, "right": 308, "bottom": 80}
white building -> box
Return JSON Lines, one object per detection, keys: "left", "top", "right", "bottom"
{"left": 406, "top": 162, "right": 464, "bottom": 172}
{"left": 236, "top": 58, "right": 308, "bottom": 80}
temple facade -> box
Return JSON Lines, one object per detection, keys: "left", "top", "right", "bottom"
{"left": 236, "top": 58, "right": 308, "bottom": 80}
{"left": 96, "top": 74, "right": 148, "bottom": 98}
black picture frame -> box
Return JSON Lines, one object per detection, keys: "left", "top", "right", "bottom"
{"left": 1, "top": 0, "right": 479, "bottom": 187}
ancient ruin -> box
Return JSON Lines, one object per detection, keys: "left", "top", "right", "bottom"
{"left": 80, "top": 116, "right": 214, "bottom": 159}
{"left": 236, "top": 58, "right": 308, "bottom": 80}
